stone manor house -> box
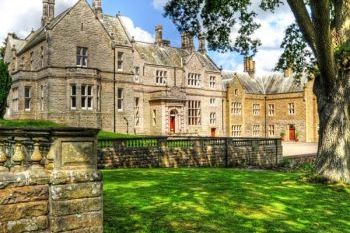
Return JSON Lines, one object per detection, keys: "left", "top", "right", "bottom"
{"left": 3, "top": 0, "right": 319, "bottom": 142}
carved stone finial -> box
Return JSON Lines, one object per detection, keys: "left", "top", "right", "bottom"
{"left": 0, "top": 142, "right": 8, "bottom": 172}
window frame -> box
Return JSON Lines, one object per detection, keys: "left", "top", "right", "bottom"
{"left": 70, "top": 84, "right": 77, "bottom": 110}
{"left": 252, "top": 104, "right": 260, "bottom": 116}
{"left": 288, "top": 103, "right": 295, "bottom": 115}
{"left": 268, "top": 104, "right": 275, "bottom": 116}
{"left": 231, "top": 102, "right": 242, "bottom": 116}
{"left": 210, "top": 112, "right": 216, "bottom": 125}
{"left": 76, "top": 47, "right": 88, "bottom": 67}
{"left": 117, "top": 52, "right": 124, "bottom": 71}
{"left": 231, "top": 125, "right": 242, "bottom": 137}
{"left": 117, "top": 88, "right": 124, "bottom": 111}
{"left": 155, "top": 70, "right": 167, "bottom": 85}
{"left": 187, "top": 73, "right": 201, "bottom": 87}
{"left": 24, "top": 86, "right": 32, "bottom": 111}
{"left": 188, "top": 100, "right": 201, "bottom": 125}
{"left": 209, "top": 76, "right": 216, "bottom": 88}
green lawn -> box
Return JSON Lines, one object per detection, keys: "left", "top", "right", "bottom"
{"left": 0, "top": 119, "right": 62, "bottom": 128}
{"left": 103, "top": 168, "right": 350, "bottom": 233}
{"left": 0, "top": 120, "right": 135, "bottom": 139}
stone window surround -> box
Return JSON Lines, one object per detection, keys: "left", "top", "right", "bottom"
{"left": 288, "top": 102, "right": 295, "bottom": 115}
{"left": 12, "top": 87, "right": 19, "bottom": 112}
{"left": 117, "top": 88, "right": 124, "bottom": 111}
{"left": 268, "top": 104, "right": 275, "bottom": 116}
{"left": 210, "top": 112, "right": 216, "bottom": 125}
{"left": 253, "top": 124, "right": 260, "bottom": 136}
{"left": 117, "top": 52, "right": 124, "bottom": 71}
{"left": 231, "top": 102, "right": 242, "bottom": 116}
{"left": 152, "top": 109, "right": 157, "bottom": 126}
{"left": 76, "top": 47, "right": 88, "bottom": 67}
{"left": 268, "top": 125, "right": 275, "bottom": 136}
{"left": 209, "top": 76, "right": 216, "bottom": 88}
{"left": 253, "top": 103, "right": 260, "bottom": 116}
{"left": 155, "top": 70, "right": 167, "bottom": 85}
{"left": 40, "top": 85, "right": 45, "bottom": 111}
{"left": 187, "top": 73, "right": 201, "bottom": 87}
{"left": 81, "top": 85, "right": 93, "bottom": 110}
{"left": 134, "top": 97, "right": 140, "bottom": 127}
{"left": 69, "top": 83, "right": 97, "bottom": 111}
{"left": 24, "top": 86, "right": 32, "bottom": 111}
{"left": 232, "top": 125, "right": 242, "bottom": 137}
{"left": 188, "top": 100, "right": 201, "bottom": 125}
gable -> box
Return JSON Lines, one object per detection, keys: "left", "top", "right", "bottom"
{"left": 49, "top": 0, "right": 114, "bottom": 69}
{"left": 185, "top": 53, "right": 204, "bottom": 71}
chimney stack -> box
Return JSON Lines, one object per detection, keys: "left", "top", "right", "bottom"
{"left": 155, "top": 25, "right": 163, "bottom": 46}
{"left": 198, "top": 34, "right": 206, "bottom": 54}
{"left": 92, "top": 0, "right": 103, "bottom": 20}
{"left": 284, "top": 67, "right": 293, "bottom": 77}
{"left": 42, "top": 0, "right": 55, "bottom": 26}
{"left": 244, "top": 57, "right": 256, "bottom": 77}
{"left": 181, "top": 32, "right": 194, "bottom": 52}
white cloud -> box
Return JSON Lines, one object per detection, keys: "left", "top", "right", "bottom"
{"left": 119, "top": 16, "right": 154, "bottom": 43}
{"left": 221, "top": 0, "right": 295, "bottom": 74}
{"left": 152, "top": 0, "right": 168, "bottom": 10}
{"left": 0, "top": 0, "right": 78, "bottom": 44}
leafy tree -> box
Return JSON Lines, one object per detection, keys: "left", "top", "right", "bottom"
{"left": 165, "top": 0, "right": 350, "bottom": 183}
{"left": 0, "top": 49, "right": 11, "bottom": 119}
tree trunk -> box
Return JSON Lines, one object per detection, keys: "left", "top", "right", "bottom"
{"left": 314, "top": 71, "right": 350, "bottom": 183}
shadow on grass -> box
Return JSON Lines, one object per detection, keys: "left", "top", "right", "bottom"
{"left": 103, "top": 168, "right": 350, "bottom": 233}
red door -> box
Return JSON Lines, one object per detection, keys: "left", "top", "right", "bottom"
{"left": 211, "top": 128, "right": 216, "bottom": 137}
{"left": 289, "top": 125, "right": 295, "bottom": 141}
{"left": 170, "top": 116, "right": 175, "bottom": 133}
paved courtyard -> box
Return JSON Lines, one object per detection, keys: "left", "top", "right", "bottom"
{"left": 282, "top": 142, "right": 318, "bottom": 157}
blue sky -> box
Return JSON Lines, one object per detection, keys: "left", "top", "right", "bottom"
{"left": 0, "top": 0, "right": 295, "bottom": 74}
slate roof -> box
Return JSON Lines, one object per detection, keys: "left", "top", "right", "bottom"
{"left": 223, "top": 71, "right": 309, "bottom": 94}
{"left": 101, "top": 15, "right": 131, "bottom": 46}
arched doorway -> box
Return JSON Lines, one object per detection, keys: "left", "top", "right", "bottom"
{"left": 289, "top": 125, "right": 296, "bottom": 141}
{"left": 169, "top": 110, "right": 177, "bottom": 133}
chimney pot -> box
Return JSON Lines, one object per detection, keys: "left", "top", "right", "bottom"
{"left": 181, "top": 32, "right": 194, "bottom": 52}
{"left": 42, "top": 0, "right": 55, "bottom": 26}
{"left": 92, "top": 0, "right": 103, "bottom": 20}
{"left": 155, "top": 25, "right": 163, "bottom": 46}
{"left": 198, "top": 34, "right": 206, "bottom": 54}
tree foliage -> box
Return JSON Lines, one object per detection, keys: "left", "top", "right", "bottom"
{"left": 275, "top": 24, "right": 316, "bottom": 79}
{"left": 0, "top": 56, "right": 11, "bottom": 119}
{"left": 165, "top": 0, "right": 350, "bottom": 183}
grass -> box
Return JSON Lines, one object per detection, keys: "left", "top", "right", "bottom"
{"left": 0, "top": 119, "right": 62, "bottom": 128}
{"left": 103, "top": 168, "right": 350, "bottom": 233}
{"left": 97, "top": 131, "right": 139, "bottom": 140}
{"left": 0, "top": 120, "right": 135, "bottom": 140}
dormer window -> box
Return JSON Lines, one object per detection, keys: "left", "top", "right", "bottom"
{"left": 76, "top": 47, "right": 88, "bottom": 67}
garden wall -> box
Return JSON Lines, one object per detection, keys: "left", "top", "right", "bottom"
{"left": 0, "top": 128, "right": 103, "bottom": 233}
{"left": 98, "top": 137, "right": 283, "bottom": 168}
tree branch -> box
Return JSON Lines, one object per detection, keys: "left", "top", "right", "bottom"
{"left": 286, "top": 0, "right": 317, "bottom": 55}
{"left": 310, "top": 0, "right": 337, "bottom": 89}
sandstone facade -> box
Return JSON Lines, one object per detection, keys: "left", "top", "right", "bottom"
{"left": 4, "top": 0, "right": 224, "bottom": 137}
{"left": 3, "top": 0, "right": 319, "bottom": 141}
{"left": 224, "top": 73, "right": 319, "bottom": 142}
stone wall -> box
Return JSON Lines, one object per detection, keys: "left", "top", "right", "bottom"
{"left": 98, "top": 137, "right": 282, "bottom": 169}
{"left": 0, "top": 128, "right": 103, "bottom": 233}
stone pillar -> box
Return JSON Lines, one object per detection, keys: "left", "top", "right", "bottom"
{"left": 0, "top": 127, "right": 103, "bottom": 233}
